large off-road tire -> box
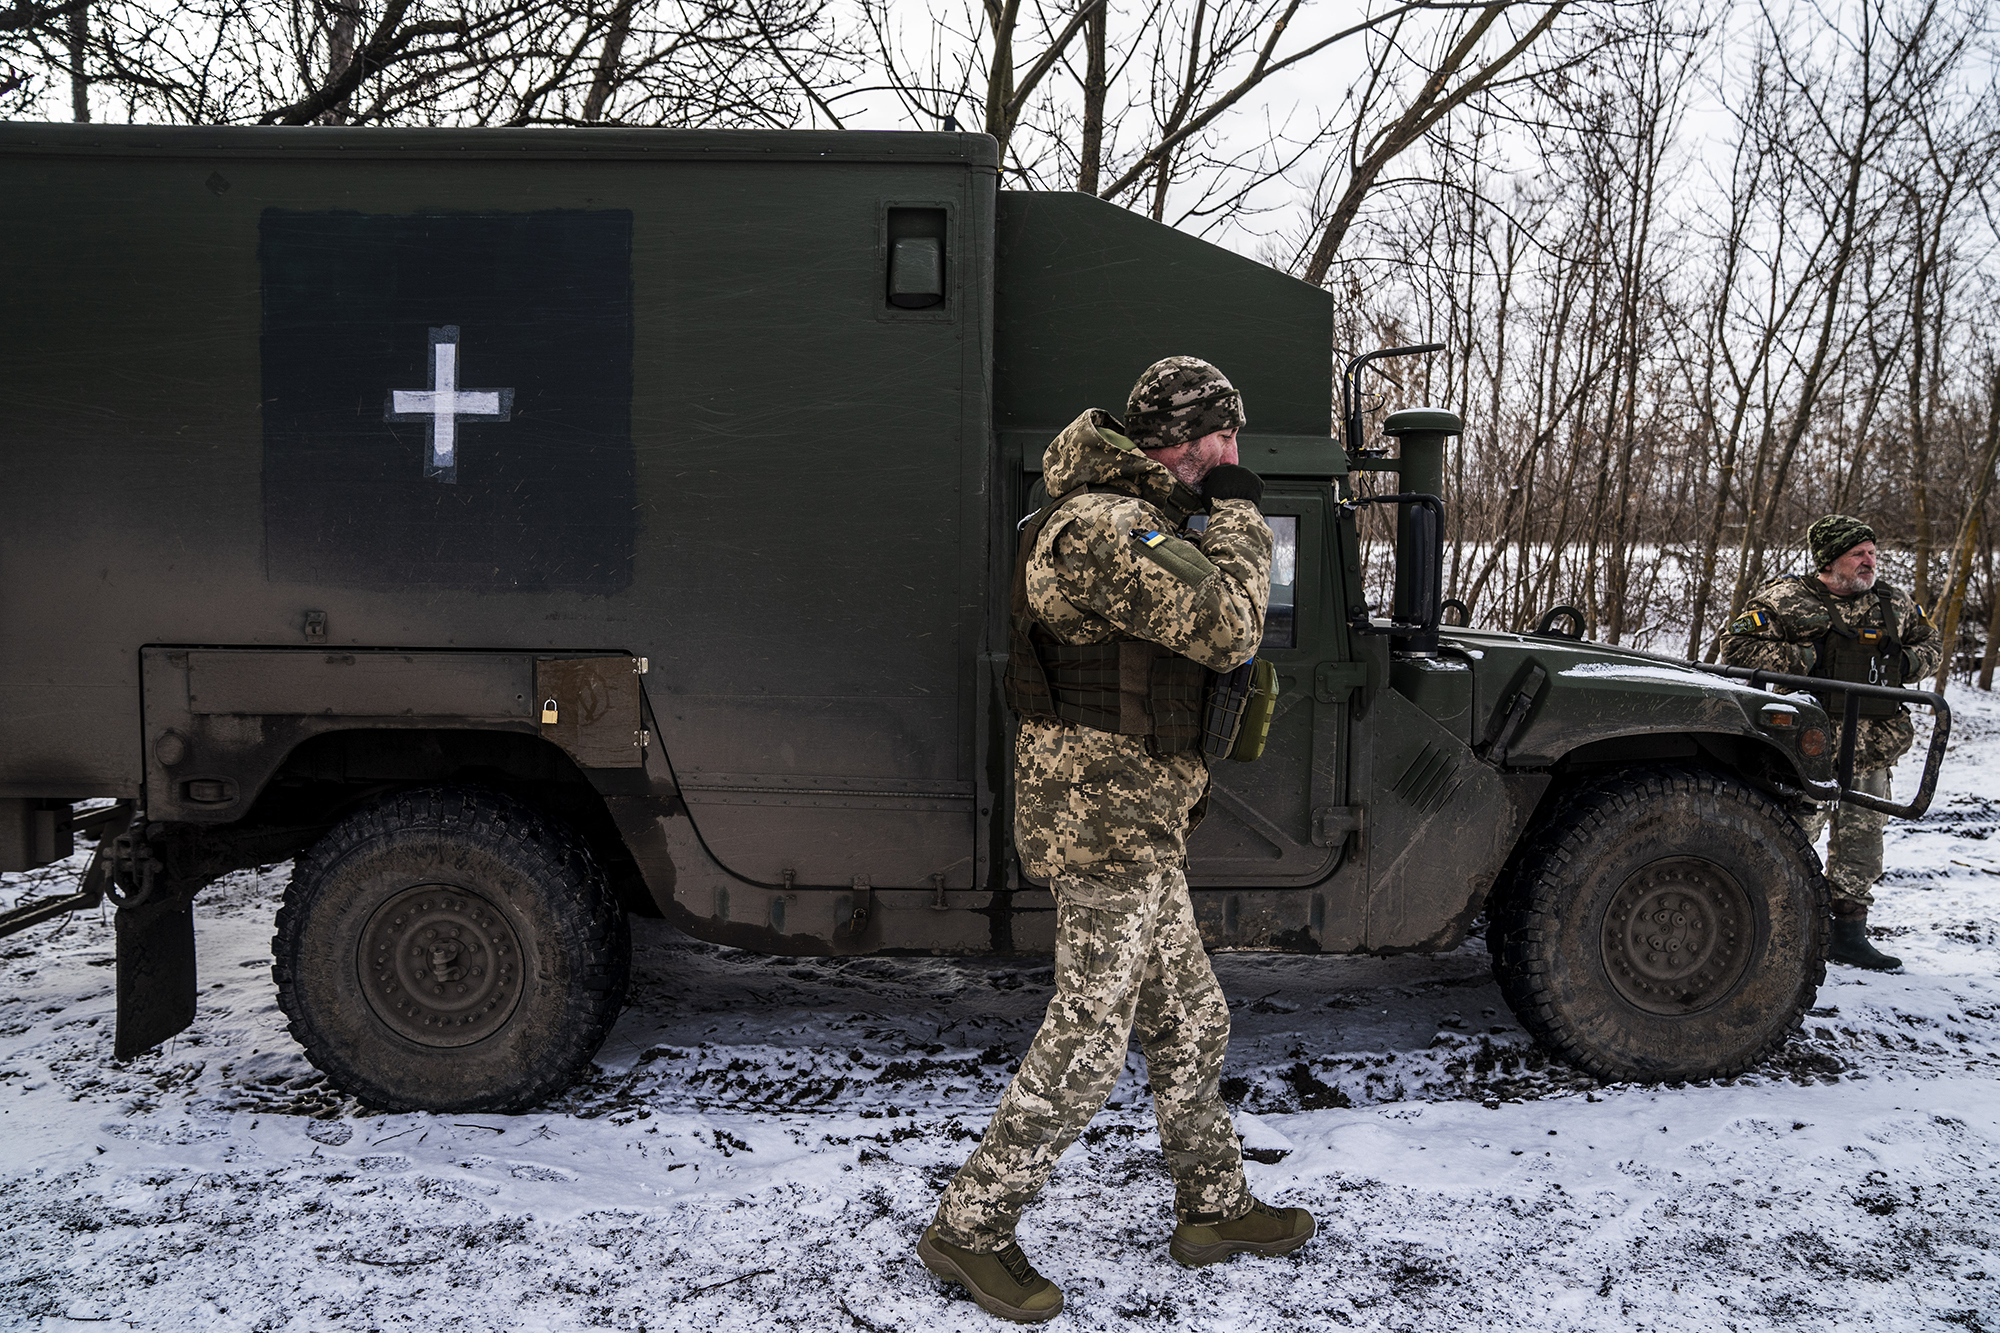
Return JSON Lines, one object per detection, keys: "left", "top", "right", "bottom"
{"left": 1489, "top": 766, "right": 1828, "bottom": 1083}
{"left": 273, "top": 787, "right": 629, "bottom": 1113}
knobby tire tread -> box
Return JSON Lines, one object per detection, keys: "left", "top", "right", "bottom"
{"left": 1488, "top": 765, "right": 1830, "bottom": 1083}
{"left": 272, "top": 786, "right": 629, "bottom": 1112}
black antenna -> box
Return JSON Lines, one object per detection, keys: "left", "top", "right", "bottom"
{"left": 1342, "top": 343, "right": 1445, "bottom": 454}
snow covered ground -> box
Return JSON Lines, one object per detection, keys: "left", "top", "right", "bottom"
{"left": 3, "top": 691, "right": 1997, "bottom": 1332}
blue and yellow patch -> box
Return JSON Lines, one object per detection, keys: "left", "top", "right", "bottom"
{"left": 1134, "top": 529, "right": 1167, "bottom": 549}
{"left": 1729, "top": 607, "right": 1772, "bottom": 635}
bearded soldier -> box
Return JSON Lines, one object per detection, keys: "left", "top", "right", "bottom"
{"left": 1720, "top": 514, "right": 1940, "bottom": 971}
{"left": 917, "top": 357, "right": 1314, "bottom": 1322}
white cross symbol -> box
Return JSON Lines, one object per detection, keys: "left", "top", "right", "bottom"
{"left": 384, "top": 326, "right": 513, "bottom": 482}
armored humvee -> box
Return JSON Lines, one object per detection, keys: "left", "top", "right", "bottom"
{"left": 0, "top": 124, "right": 1949, "bottom": 1112}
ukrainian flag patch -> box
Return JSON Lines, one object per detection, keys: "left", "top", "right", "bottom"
{"left": 1730, "top": 607, "right": 1772, "bottom": 634}
{"left": 1135, "top": 529, "right": 1167, "bottom": 548}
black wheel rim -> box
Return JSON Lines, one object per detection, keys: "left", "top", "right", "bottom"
{"left": 359, "top": 885, "right": 524, "bottom": 1048}
{"left": 1601, "top": 857, "right": 1755, "bottom": 1016}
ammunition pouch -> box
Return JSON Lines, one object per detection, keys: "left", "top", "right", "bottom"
{"left": 1203, "top": 658, "right": 1278, "bottom": 763}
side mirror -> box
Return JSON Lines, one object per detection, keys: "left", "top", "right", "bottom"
{"left": 1339, "top": 493, "right": 1445, "bottom": 654}
{"left": 1402, "top": 498, "right": 1442, "bottom": 654}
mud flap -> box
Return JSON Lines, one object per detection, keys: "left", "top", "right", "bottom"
{"left": 115, "top": 895, "right": 197, "bottom": 1058}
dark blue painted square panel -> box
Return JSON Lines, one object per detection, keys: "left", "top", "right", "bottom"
{"left": 260, "top": 209, "right": 634, "bottom": 591}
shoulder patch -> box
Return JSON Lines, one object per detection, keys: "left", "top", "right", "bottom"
{"left": 1729, "top": 607, "right": 1772, "bottom": 635}
{"left": 1132, "top": 528, "right": 1218, "bottom": 586}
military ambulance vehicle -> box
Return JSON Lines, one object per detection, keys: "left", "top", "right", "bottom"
{"left": 0, "top": 124, "right": 1949, "bottom": 1113}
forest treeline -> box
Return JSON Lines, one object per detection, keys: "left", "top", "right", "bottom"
{"left": 4, "top": 0, "right": 1996, "bottom": 681}
{"left": 1336, "top": 0, "right": 2000, "bottom": 689}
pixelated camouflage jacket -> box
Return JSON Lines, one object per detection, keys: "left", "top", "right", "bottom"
{"left": 1719, "top": 573, "right": 1940, "bottom": 772}
{"left": 1010, "top": 411, "right": 1274, "bottom": 891}
{"left": 1026, "top": 409, "right": 1272, "bottom": 670}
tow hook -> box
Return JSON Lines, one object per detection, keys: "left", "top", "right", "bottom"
{"left": 109, "top": 820, "right": 166, "bottom": 909}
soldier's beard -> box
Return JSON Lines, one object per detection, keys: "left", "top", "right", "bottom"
{"left": 1825, "top": 566, "right": 1877, "bottom": 595}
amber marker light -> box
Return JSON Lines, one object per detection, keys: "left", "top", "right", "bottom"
{"left": 1800, "top": 728, "right": 1827, "bottom": 757}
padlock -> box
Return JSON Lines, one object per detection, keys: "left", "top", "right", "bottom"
{"left": 540, "top": 698, "right": 559, "bottom": 725}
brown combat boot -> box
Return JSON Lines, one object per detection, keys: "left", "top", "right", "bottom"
{"left": 917, "top": 1225, "right": 1064, "bottom": 1323}
{"left": 1169, "top": 1197, "right": 1316, "bottom": 1268}
{"left": 1829, "top": 903, "right": 1901, "bottom": 971}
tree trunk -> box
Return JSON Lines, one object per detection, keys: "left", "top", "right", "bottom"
{"left": 1907, "top": 217, "right": 1934, "bottom": 607}
{"left": 582, "top": 0, "right": 637, "bottom": 123}
{"left": 982, "top": 0, "right": 1021, "bottom": 163}
{"left": 1076, "top": 0, "right": 1106, "bottom": 194}
{"left": 67, "top": 0, "right": 87, "bottom": 122}
{"left": 1980, "top": 503, "right": 1998, "bottom": 691}
{"left": 1932, "top": 372, "right": 2000, "bottom": 691}
{"left": 321, "top": 0, "right": 359, "bottom": 124}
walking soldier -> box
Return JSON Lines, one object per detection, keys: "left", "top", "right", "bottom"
{"left": 917, "top": 358, "right": 1315, "bottom": 1322}
{"left": 1721, "top": 514, "right": 1941, "bottom": 970}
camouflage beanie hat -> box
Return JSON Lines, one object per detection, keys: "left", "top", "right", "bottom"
{"left": 1123, "top": 356, "right": 1247, "bottom": 451}
{"left": 1807, "top": 514, "right": 1876, "bottom": 570}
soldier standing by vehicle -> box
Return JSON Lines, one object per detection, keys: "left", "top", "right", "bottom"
{"left": 1721, "top": 514, "right": 1941, "bottom": 971}
{"left": 917, "top": 358, "right": 1314, "bottom": 1322}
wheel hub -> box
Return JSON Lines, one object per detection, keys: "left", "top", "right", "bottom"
{"left": 359, "top": 886, "right": 523, "bottom": 1048}
{"left": 1601, "top": 858, "right": 1754, "bottom": 1016}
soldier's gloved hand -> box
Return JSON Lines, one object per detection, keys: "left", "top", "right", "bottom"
{"left": 1202, "top": 465, "right": 1264, "bottom": 506}
{"left": 1902, "top": 648, "right": 1923, "bottom": 679}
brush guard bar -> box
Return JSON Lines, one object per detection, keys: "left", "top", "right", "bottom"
{"left": 1694, "top": 666, "right": 1950, "bottom": 819}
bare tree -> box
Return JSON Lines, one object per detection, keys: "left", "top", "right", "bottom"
{"left": 4, "top": 0, "right": 852, "bottom": 127}
{"left": 1298, "top": 0, "right": 1575, "bottom": 283}
{"left": 1933, "top": 367, "right": 2000, "bottom": 687}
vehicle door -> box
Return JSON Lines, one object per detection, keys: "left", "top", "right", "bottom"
{"left": 1185, "top": 485, "right": 1350, "bottom": 886}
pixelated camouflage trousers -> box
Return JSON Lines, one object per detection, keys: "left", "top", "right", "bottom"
{"left": 932, "top": 863, "right": 1250, "bottom": 1252}
{"left": 1798, "top": 766, "right": 1892, "bottom": 908}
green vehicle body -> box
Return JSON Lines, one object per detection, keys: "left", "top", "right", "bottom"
{"left": 0, "top": 124, "right": 1868, "bottom": 1084}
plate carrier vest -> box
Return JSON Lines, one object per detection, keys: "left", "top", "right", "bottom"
{"left": 1002, "top": 483, "right": 1211, "bottom": 755}
{"left": 1794, "top": 575, "right": 1905, "bottom": 719}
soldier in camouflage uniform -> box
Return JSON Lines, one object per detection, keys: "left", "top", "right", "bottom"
{"left": 1721, "top": 514, "right": 1940, "bottom": 971}
{"left": 917, "top": 358, "right": 1315, "bottom": 1323}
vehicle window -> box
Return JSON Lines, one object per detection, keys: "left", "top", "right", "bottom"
{"left": 1183, "top": 512, "right": 1296, "bottom": 650}
{"left": 1262, "top": 515, "right": 1297, "bottom": 650}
